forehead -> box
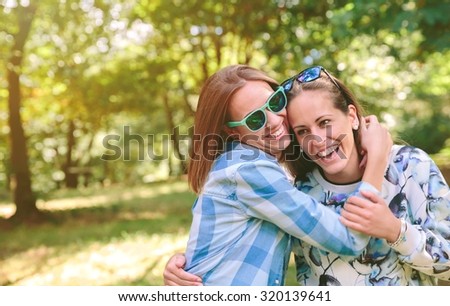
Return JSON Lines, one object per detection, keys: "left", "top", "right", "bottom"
{"left": 232, "top": 80, "right": 273, "bottom": 102}
{"left": 228, "top": 81, "right": 274, "bottom": 114}
{"left": 288, "top": 90, "right": 348, "bottom": 125}
{"left": 288, "top": 90, "right": 334, "bottom": 112}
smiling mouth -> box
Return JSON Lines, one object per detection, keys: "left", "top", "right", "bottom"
{"left": 266, "top": 126, "right": 285, "bottom": 139}
{"left": 317, "top": 144, "right": 340, "bottom": 158}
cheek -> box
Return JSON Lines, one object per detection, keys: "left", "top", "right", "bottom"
{"left": 295, "top": 134, "right": 312, "bottom": 155}
{"left": 278, "top": 109, "right": 289, "bottom": 122}
{"left": 332, "top": 119, "right": 353, "bottom": 140}
{"left": 341, "top": 129, "right": 356, "bottom": 150}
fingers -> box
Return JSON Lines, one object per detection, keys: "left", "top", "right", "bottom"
{"left": 342, "top": 192, "right": 388, "bottom": 235}
{"left": 169, "top": 270, "right": 203, "bottom": 286}
{"left": 364, "top": 115, "right": 379, "bottom": 125}
{"left": 342, "top": 195, "right": 375, "bottom": 224}
{"left": 345, "top": 195, "right": 371, "bottom": 207}
{"left": 164, "top": 275, "right": 203, "bottom": 286}
{"left": 342, "top": 198, "right": 368, "bottom": 222}
{"left": 365, "top": 115, "right": 391, "bottom": 144}
{"left": 341, "top": 201, "right": 377, "bottom": 235}
{"left": 173, "top": 253, "right": 187, "bottom": 269}
{"left": 361, "top": 115, "right": 377, "bottom": 132}
{"left": 163, "top": 267, "right": 203, "bottom": 286}
{"left": 359, "top": 152, "right": 367, "bottom": 169}
{"left": 344, "top": 192, "right": 383, "bottom": 212}
{"left": 340, "top": 207, "right": 362, "bottom": 222}
{"left": 163, "top": 253, "right": 203, "bottom": 286}
{"left": 339, "top": 216, "right": 366, "bottom": 233}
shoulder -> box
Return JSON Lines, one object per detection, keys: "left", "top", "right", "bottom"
{"left": 390, "top": 145, "right": 433, "bottom": 163}
{"left": 215, "top": 142, "right": 278, "bottom": 168}
{"left": 386, "top": 145, "right": 437, "bottom": 186}
{"left": 210, "top": 142, "right": 285, "bottom": 185}
{"left": 388, "top": 145, "right": 436, "bottom": 170}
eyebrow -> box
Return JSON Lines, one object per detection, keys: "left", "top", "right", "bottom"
{"left": 292, "top": 115, "right": 331, "bottom": 129}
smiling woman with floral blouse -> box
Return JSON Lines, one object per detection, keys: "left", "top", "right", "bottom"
{"left": 284, "top": 66, "right": 450, "bottom": 285}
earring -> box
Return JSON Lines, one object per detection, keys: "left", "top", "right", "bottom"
{"left": 352, "top": 123, "right": 359, "bottom": 130}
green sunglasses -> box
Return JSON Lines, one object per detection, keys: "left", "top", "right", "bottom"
{"left": 226, "top": 86, "right": 287, "bottom": 132}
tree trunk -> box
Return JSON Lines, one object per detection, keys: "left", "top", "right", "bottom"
{"left": 162, "top": 94, "right": 187, "bottom": 175}
{"left": 176, "top": 71, "right": 195, "bottom": 118}
{"left": 7, "top": 4, "right": 41, "bottom": 223}
{"left": 198, "top": 34, "right": 209, "bottom": 83}
{"left": 63, "top": 119, "right": 78, "bottom": 188}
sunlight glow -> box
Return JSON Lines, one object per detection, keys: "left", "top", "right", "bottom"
{"left": 2, "top": 0, "right": 16, "bottom": 8}
{"left": 0, "top": 204, "right": 15, "bottom": 218}
{"left": 0, "top": 182, "right": 189, "bottom": 218}
{"left": 3, "top": 233, "right": 188, "bottom": 285}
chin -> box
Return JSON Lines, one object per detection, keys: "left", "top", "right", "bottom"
{"left": 320, "top": 163, "right": 347, "bottom": 177}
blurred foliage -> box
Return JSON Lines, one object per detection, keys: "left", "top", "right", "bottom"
{"left": 0, "top": 0, "right": 449, "bottom": 199}
{"left": 431, "top": 139, "right": 450, "bottom": 168}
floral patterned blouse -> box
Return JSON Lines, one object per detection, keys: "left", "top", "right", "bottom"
{"left": 293, "top": 145, "right": 450, "bottom": 285}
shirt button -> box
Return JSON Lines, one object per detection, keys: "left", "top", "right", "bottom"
{"left": 275, "top": 279, "right": 280, "bottom": 285}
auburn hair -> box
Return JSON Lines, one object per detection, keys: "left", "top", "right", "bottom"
{"left": 188, "top": 65, "right": 279, "bottom": 194}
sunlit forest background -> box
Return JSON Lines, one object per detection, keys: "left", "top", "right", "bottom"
{"left": 1, "top": 0, "right": 449, "bottom": 285}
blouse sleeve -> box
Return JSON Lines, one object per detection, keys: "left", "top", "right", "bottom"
{"left": 388, "top": 147, "right": 450, "bottom": 281}
{"left": 233, "top": 159, "right": 377, "bottom": 256}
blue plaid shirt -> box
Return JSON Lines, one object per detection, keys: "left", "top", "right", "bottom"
{"left": 184, "top": 142, "right": 377, "bottom": 285}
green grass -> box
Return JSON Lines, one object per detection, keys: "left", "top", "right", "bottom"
{"left": 0, "top": 181, "right": 195, "bottom": 286}
{"left": 0, "top": 180, "right": 298, "bottom": 286}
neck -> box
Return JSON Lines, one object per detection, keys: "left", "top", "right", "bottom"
{"left": 321, "top": 154, "right": 363, "bottom": 185}
{"left": 321, "top": 168, "right": 363, "bottom": 185}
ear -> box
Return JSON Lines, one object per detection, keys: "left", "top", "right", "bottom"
{"left": 348, "top": 105, "right": 359, "bottom": 130}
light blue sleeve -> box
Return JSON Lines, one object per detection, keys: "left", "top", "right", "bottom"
{"left": 234, "top": 159, "right": 372, "bottom": 256}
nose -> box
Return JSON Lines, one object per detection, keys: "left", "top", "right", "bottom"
{"left": 265, "top": 109, "right": 284, "bottom": 129}
{"left": 311, "top": 126, "right": 327, "bottom": 143}
{"left": 302, "top": 127, "right": 327, "bottom": 152}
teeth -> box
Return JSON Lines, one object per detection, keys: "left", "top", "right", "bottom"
{"left": 272, "top": 127, "right": 284, "bottom": 138}
{"left": 318, "top": 145, "right": 338, "bottom": 157}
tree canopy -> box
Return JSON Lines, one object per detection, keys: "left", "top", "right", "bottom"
{"left": 0, "top": 0, "right": 449, "bottom": 222}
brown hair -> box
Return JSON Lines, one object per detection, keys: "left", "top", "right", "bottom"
{"left": 188, "top": 65, "right": 279, "bottom": 193}
{"left": 283, "top": 70, "right": 366, "bottom": 181}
